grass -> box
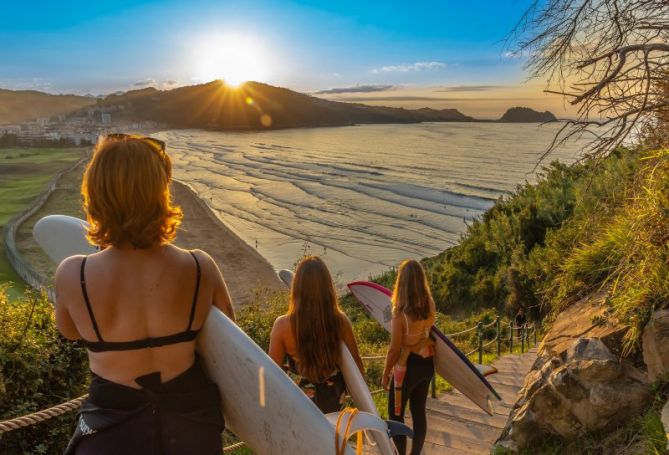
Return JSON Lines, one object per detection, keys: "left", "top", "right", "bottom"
{"left": 0, "top": 147, "right": 87, "bottom": 300}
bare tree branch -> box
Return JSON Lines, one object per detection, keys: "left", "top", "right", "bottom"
{"left": 509, "top": 0, "right": 669, "bottom": 158}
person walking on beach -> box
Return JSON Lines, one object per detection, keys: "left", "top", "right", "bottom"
{"left": 55, "top": 134, "right": 234, "bottom": 454}
{"left": 382, "top": 259, "right": 436, "bottom": 455}
{"left": 269, "top": 256, "right": 364, "bottom": 413}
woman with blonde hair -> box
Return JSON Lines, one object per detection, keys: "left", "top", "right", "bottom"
{"left": 55, "top": 134, "right": 234, "bottom": 454}
{"left": 269, "top": 256, "right": 364, "bottom": 413}
{"left": 381, "top": 259, "right": 436, "bottom": 455}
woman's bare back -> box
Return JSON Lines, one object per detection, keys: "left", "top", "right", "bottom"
{"left": 55, "top": 244, "right": 234, "bottom": 388}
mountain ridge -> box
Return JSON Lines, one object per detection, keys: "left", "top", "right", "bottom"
{"left": 0, "top": 81, "right": 559, "bottom": 128}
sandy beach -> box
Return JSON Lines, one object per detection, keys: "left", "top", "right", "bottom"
{"left": 171, "top": 180, "right": 284, "bottom": 304}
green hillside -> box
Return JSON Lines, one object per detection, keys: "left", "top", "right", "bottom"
{"left": 0, "top": 89, "right": 95, "bottom": 124}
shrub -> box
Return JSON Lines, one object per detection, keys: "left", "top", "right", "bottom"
{"left": 0, "top": 286, "right": 88, "bottom": 454}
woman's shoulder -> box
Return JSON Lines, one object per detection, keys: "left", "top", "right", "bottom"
{"left": 55, "top": 254, "right": 87, "bottom": 283}
{"left": 272, "top": 314, "right": 291, "bottom": 330}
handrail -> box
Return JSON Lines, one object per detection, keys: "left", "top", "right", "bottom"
{"left": 444, "top": 325, "right": 477, "bottom": 337}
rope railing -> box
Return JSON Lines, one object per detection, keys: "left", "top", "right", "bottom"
{"left": 444, "top": 325, "right": 477, "bottom": 337}
{"left": 0, "top": 394, "right": 88, "bottom": 434}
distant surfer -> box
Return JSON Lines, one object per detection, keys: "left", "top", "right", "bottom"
{"left": 269, "top": 256, "right": 365, "bottom": 413}
{"left": 381, "top": 259, "right": 436, "bottom": 455}
{"left": 54, "top": 134, "right": 234, "bottom": 454}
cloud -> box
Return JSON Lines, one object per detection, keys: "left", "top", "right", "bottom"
{"left": 133, "top": 78, "right": 157, "bottom": 87}
{"left": 502, "top": 51, "right": 521, "bottom": 59}
{"left": 373, "top": 61, "right": 446, "bottom": 73}
{"left": 435, "top": 85, "right": 502, "bottom": 92}
{"left": 315, "top": 85, "right": 395, "bottom": 95}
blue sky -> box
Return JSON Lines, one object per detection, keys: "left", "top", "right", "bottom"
{"left": 0, "top": 0, "right": 568, "bottom": 117}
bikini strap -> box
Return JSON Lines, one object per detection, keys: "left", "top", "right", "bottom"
{"left": 80, "top": 256, "right": 104, "bottom": 342}
{"left": 186, "top": 251, "right": 201, "bottom": 331}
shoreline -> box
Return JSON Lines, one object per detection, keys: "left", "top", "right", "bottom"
{"left": 171, "top": 179, "right": 284, "bottom": 305}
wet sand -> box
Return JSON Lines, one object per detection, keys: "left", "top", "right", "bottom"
{"left": 171, "top": 180, "right": 284, "bottom": 305}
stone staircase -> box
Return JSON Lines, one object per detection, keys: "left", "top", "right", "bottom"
{"left": 416, "top": 348, "right": 538, "bottom": 454}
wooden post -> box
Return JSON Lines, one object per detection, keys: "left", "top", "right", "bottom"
{"left": 534, "top": 325, "right": 538, "bottom": 346}
{"left": 477, "top": 321, "right": 483, "bottom": 365}
{"left": 521, "top": 325, "right": 525, "bottom": 353}
{"left": 509, "top": 323, "right": 514, "bottom": 354}
{"left": 496, "top": 316, "right": 501, "bottom": 357}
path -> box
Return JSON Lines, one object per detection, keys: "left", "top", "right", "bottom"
{"left": 417, "top": 348, "right": 538, "bottom": 454}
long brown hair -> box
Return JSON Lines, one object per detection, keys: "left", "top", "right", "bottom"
{"left": 391, "top": 259, "right": 434, "bottom": 320}
{"left": 289, "top": 256, "right": 344, "bottom": 382}
{"left": 82, "top": 134, "right": 182, "bottom": 249}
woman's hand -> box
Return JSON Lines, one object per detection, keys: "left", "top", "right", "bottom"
{"left": 381, "top": 371, "right": 391, "bottom": 390}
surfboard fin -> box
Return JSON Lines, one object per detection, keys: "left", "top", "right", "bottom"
{"left": 385, "top": 420, "right": 413, "bottom": 439}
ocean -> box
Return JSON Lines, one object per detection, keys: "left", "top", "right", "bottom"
{"left": 155, "top": 122, "right": 585, "bottom": 285}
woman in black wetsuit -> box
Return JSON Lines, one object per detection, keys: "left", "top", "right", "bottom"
{"left": 268, "top": 256, "right": 364, "bottom": 413}
{"left": 381, "top": 259, "right": 436, "bottom": 455}
{"left": 54, "top": 134, "right": 235, "bottom": 454}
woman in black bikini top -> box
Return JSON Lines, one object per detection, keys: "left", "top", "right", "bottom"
{"left": 54, "top": 134, "right": 235, "bottom": 455}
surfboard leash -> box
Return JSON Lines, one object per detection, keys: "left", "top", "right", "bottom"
{"left": 335, "top": 407, "right": 363, "bottom": 455}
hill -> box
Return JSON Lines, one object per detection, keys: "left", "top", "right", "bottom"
{"left": 498, "top": 106, "right": 557, "bottom": 123}
{"left": 0, "top": 89, "right": 95, "bottom": 124}
{"left": 92, "top": 81, "right": 475, "bottom": 129}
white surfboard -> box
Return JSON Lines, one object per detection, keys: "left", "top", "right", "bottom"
{"left": 33, "top": 215, "right": 390, "bottom": 454}
{"left": 33, "top": 215, "right": 97, "bottom": 263}
{"left": 347, "top": 280, "right": 501, "bottom": 415}
{"left": 277, "top": 269, "right": 397, "bottom": 455}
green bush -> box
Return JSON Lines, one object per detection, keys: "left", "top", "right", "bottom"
{"left": 0, "top": 286, "right": 88, "bottom": 454}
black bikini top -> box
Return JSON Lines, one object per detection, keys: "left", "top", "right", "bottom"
{"left": 79, "top": 251, "right": 201, "bottom": 352}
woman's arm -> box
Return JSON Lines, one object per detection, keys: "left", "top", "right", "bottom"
{"left": 198, "top": 250, "right": 235, "bottom": 321}
{"left": 382, "top": 315, "right": 403, "bottom": 388}
{"left": 54, "top": 256, "right": 83, "bottom": 340}
{"left": 341, "top": 314, "right": 365, "bottom": 375}
{"left": 268, "top": 316, "right": 287, "bottom": 367}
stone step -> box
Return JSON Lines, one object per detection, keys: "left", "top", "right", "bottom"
{"left": 429, "top": 395, "right": 513, "bottom": 418}
{"left": 426, "top": 400, "right": 508, "bottom": 429}
{"left": 422, "top": 410, "right": 502, "bottom": 443}
{"left": 422, "top": 440, "right": 480, "bottom": 455}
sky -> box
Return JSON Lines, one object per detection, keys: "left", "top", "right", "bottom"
{"left": 0, "top": 0, "right": 573, "bottom": 118}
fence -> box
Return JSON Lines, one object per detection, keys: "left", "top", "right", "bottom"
{"left": 3, "top": 157, "right": 87, "bottom": 301}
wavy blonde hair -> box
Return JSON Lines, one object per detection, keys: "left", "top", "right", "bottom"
{"left": 82, "top": 134, "right": 182, "bottom": 248}
{"left": 391, "top": 259, "right": 433, "bottom": 320}
{"left": 289, "top": 256, "right": 344, "bottom": 382}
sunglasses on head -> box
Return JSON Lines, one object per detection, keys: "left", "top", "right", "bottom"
{"left": 103, "top": 133, "right": 166, "bottom": 152}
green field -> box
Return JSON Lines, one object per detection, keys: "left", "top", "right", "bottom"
{"left": 0, "top": 147, "right": 87, "bottom": 300}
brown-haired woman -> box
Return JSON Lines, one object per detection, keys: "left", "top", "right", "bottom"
{"left": 269, "top": 256, "right": 364, "bottom": 413}
{"left": 381, "top": 259, "right": 436, "bottom": 455}
{"left": 55, "top": 134, "right": 234, "bottom": 454}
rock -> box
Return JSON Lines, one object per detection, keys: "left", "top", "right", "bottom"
{"left": 494, "top": 338, "right": 651, "bottom": 452}
{"left": 539, "top": 290, "right": 627, "bottom": 357}
{"left": 642, "top": 309, "right": 669, "bottom": 381}
{"left": 497, "top": 107, "right": 558, "bottom": 123}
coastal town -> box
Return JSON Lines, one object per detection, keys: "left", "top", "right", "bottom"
{"left": 0, "top": 103, "right": 159, "bottom": 146}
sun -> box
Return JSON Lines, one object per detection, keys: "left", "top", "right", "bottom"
{"left": 193, "top": 34, "right": 268, "bottom": 86}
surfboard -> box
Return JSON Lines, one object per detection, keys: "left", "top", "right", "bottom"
{"left": 33, "top": 215, "right": 97, "bottom": 263}
{"left": 347, "top": 280, "right": 501, "bottom": 415}
{"left": 277, "top": 269, "right": 398, "bottom": 455}
{"left": 33, "top": 215, "right": 391, "bottom": 454}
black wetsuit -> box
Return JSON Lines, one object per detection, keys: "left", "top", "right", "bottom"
{"left": 286, "top": 356, "right": 347, "bottom": 414}
{"left": 388, "top": 352, "right": 435, "bottom": 455}
{"left": 65, "top": 252, "right": 224, "bottom": 455}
